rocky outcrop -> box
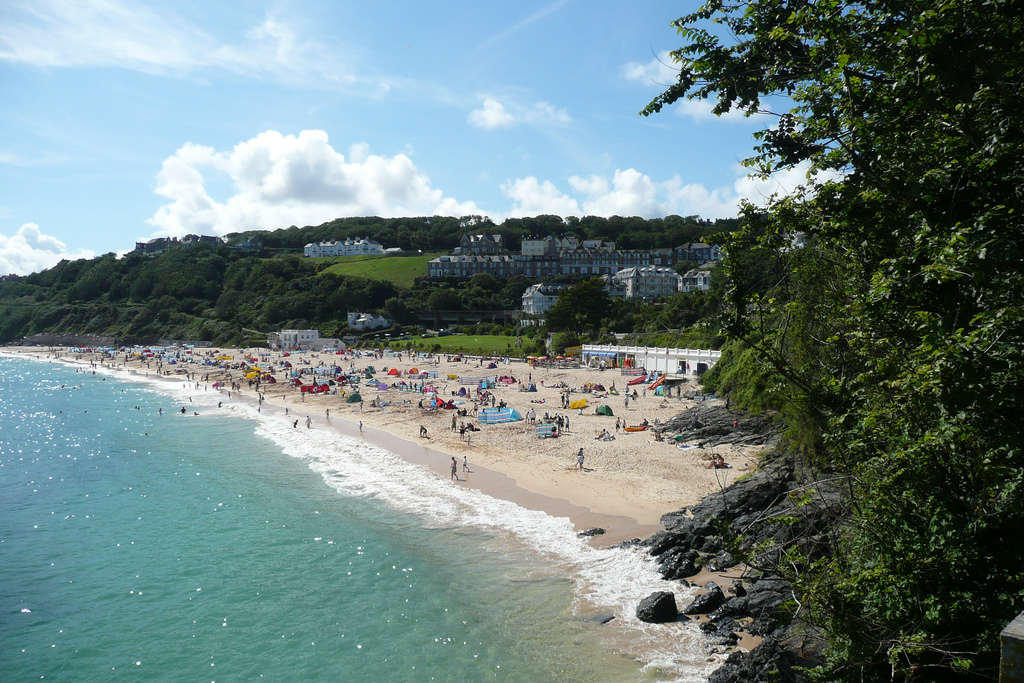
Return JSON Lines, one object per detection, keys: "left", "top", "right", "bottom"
{"left": 641, "top": 441, "right": 844, "bottom": 682}
{"left": 636, "top": 591, "right": 679, "bottom": 623}
{"left": 657, "top": 403, "right": 775, "bottom": 449}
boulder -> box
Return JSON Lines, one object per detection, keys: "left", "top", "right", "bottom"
{"left": 635, "top": 591, "right": 678, "bottom": 623}
{"left": 577, "top": 527, "right": 606, "bottom": 537}
{"left": 683, "top": 582, "right": 726, "bottom": 615}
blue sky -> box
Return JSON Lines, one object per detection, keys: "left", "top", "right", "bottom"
{"left": 0, "top": 0, "right": 805, "bottom": 275}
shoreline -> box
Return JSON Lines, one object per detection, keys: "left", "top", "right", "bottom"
{"left": 2, "top": 345, "right": 762, "bottom": 547}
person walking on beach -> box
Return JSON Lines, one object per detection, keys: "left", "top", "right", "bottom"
{"left": 359, "top": 421, "right": 364, "bottom": 433}
{"left": 450, "top": 457, "right": 459, "bottom": 481}
{"left": 576, "top": 448, "right": 585, "bottom": 471}
{"left": 305, "top": 415, "right": 312, "bottom": 429}
{"left": 293, "top": 419, "right": 298, "bottom": 428}
{"left": 463, "top": 455, "right": 469, "bottom": 472}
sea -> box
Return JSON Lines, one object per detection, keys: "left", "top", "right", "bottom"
{"left": 0, "top": 353, "right": 715, "bottom": 682}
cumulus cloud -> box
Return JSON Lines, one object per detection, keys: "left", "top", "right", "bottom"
{"left": 501, "top": 177, "right": 581, "bottom": 217}
{"left": 621, "top": 51, "right": 679, "bottom": 86}
{"left": 467, "top": 98, "right": 516, "bottom": 130}
{"left": 0, "top": 223, "right": 94, "bottom": 276}
{"left": 0, "top": 0, "right": 373, "bottom": 91}
{"left": 147, "top": 130, "right": 483, "bottom": 236}
{"left": 467, "top": 96, "right": 571, "bottom": 130}
{"left": 501, "top": 162, "right": 827, "bottom": 220}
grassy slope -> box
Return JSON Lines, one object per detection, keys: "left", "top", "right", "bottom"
{"left": 396, "top": 334, "right": 521, "bottom": 356}
{"left": 318, "top": 253, "right": 442, "bottom": 288}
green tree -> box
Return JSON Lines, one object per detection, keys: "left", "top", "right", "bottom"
{"left": 545, "top": 278, "right": 611, "bottom": 333}
{"left": 647, "top": 0, "right": 1024, "bottom": 679}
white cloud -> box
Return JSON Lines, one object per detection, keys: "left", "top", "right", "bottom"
{"left": 0, "top": 223, "right": 94, "bottom": 276}
{"left": 147, "top": 130, "right": 484, "bottom": 237}
{"left": 501, "top": 177, "right": 581, "bottom": 217}
{"left": 467, "top": 98, "right": 516, "bottom": 130}
{"left": 569, "top": 169, "right": 661, "bottom": 217}
{"left": 467, "top": 96, "right": 571, "bottom": 130}
{"left": 621, "top": 51, "right": 679, "bottom": 86}
{"left": 501, "top": 162, "right": 829, "bottom": 221}
{"left": 0, "top": 1, "right": 373, "bottom": 91}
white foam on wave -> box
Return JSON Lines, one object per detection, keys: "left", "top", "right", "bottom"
{"left": 242, "top": 404, "right": 719, "bottom": 681}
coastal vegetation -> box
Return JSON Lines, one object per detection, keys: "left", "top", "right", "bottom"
{"left": 645, "top": 0, "right": 1024, "bottom": 679}
{"left": 0, "top": 215, "right": 729, "bottom": 346}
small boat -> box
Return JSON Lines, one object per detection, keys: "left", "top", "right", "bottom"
{"left": 624, "top": 425, "right": 648, "bottom": 432}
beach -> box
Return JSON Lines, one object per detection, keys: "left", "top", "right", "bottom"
{"left": 5, "top": 345, "right": 761, "bottom": 545}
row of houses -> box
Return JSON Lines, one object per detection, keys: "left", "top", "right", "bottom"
{"left": 303, "top": 237, "right": 385, "bottom": 258}
{"left": 430, "top": 240, "right": 720, "bottom": 279}
{"left": 521, "top": 263, "right": 716, "bottom": 319}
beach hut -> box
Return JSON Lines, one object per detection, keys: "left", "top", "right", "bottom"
{"left": 569, "top": 398, "right": 588, "bottom": 410}
{"left": 346, "top": 392, "right": 362, "bottom": 403}
{"left": 596, "top": 405, "right": 614, "bottom": 416}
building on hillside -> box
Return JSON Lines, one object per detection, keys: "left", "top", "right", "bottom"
{"left": 134, "top": 237, "right": 180, "bottom": 255}
{"left": 459, "top": 234, "right": 504, "bottom": 255}
{"left": 521, "top": 283, "right": 570, "bottom": 318}
{"left": 520, "top": 235, "right": 560, "bottom": 256}
{"left": 611, "top": 266, "right": 683, "bottom": 299}
{"left": 680, "top": 265, "right": 715, "bottom": 292}
{"left": 600, "top": 275, "right": 629, "bottom": 300}
{"left": 347, "top": 312, "right": 392, "bottom": 331}
{"left": 232, "top": 236, "right": 263, "bottom": 251}
{"left": 303, "top": 237, "right": 384, "bottom": 258}
{"left": 181, "top": 235, "right": 223, "bottom": 248}
{"left": 674, "top": 242, "right": 722, "bottom": 264}
{"left": 581, "top": 344, "right": 722, "bottom": 375}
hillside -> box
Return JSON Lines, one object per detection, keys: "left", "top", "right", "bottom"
{"left": 318, "top": 253, "right": 443, "bottom": 288}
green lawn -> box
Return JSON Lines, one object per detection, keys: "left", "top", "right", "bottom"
{"left": 318, "top": 253, "right": 443, "bottom": 288}
{"left": 397, "top": 334, "right": 523, "bottom": 356}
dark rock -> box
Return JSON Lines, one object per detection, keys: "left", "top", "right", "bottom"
{"left": 657, "top": 547, "right": 699, "bottom": 580}
{"left": 577, "top": 527, "right": 605, "bottom": 537}
{"left": 709, "top": 596, "right": 749, "bottom": 623}
{"left": 707, "top": 633, "right": 821, "bottom": 683}
{"left": 706, "top": 550, "right": 735, "bottom": 571}
{"left": 683, "top": 582, "right": 726, "bottom": 615}
{"left": 635, "top": 591, "right": 678, "bottom": 623}
{"left": 732, "top": 582, "right": 746, "bottom": 597}
{"left": 644, "top": 530, "right": 684, "bottom": 555}
{"left": 612, "top": 538, "right": 642, "bottom": 549}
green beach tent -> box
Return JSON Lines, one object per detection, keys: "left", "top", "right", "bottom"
{"left": 596, "top": 404, "right": 614, "bottom": 416}
{"left": 346, "top": 392, "right": 362, "bottom": 403}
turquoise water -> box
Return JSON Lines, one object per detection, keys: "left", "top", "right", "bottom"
{"left": 0, "top": 355, "right": 711, "bottom": 681}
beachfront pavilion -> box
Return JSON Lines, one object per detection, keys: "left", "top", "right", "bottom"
{"left": 580, "top": 344, "right": 722, "bottom": 376}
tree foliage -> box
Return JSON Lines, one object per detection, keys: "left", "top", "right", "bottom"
{"left": 648, "top": 0, "right": 1024, "bottom": 679}
{"left": 545, "top": 278, "right": 612, "bottom": 334}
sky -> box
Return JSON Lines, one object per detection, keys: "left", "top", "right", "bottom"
{"left": 0, "top": 0, "right": 806, "bottom": 275}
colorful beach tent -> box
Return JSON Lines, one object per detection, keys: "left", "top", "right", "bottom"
{"left": 387, "top": 368, "right": 400, "bottom": 376}
{"left": 596, "top": 405, "right": 614, "bottom": 416}
{"left": 569, "top": 398, "right": 588, "bottom": 410}
{"left": 346, "top": 393, "right": 362, "bottom": 403}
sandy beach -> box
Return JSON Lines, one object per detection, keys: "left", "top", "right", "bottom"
{"left": 6, "top": 345, "right": 762, "bottom": 545}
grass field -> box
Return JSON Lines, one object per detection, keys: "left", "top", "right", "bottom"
{"left": 396, "top": 334, "right": 522, "bottom": 356}
{"left": 318, "top": 253, "right": 443, "bottom": 288}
